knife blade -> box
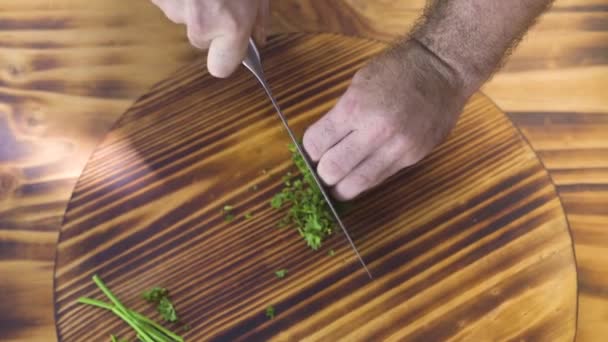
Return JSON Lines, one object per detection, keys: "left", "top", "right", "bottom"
{"left": 242, "top": 39, "right": 372, "bottom": 278}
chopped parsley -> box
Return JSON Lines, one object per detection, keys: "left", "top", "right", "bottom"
{"left": 142, "top": 287, "right": 167, "bottom": 302}
{"left": 270, "top": 143, "right": 336, "bottom": 250}
{"left": 274, "top": 269, "right": 288, "bottom": 279}
{"left": 157, "top": 297, "right": 178, "bottom": 322}
{"left": 142, "top": 286, "right": 179, "bottom": 323}
{"left": 223, "top": 205, "right": 236, "bottom": 222}
{"left": 265, "top": 306, "right": 276, "bottom": 319}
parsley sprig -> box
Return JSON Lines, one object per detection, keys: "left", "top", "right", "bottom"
{"left": 78, "top": 275, "right": 184, "bottom": 342}
{"left": 274, "top": 269, "right": 288, "bottom": 279}
{"left": 142, "top": 287, "right": 179, "bottom": 323}
{"left": 270, "top": 144, "right": 336, "bottom": 250}
{"left": 265, "top": 306, "right": 276, "bottom": 319}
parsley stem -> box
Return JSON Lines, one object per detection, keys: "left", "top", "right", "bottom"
{"left": 77, "top": 297, "right": 113, "bottom": 310}
{"left": 81, "top": 275, "right": 184, "bottom": 342}
{"left": 111, "top": 307, "right": 154, "bottom": 342}
{"left": 137, "top": 321, "right": 168, "bottom": 342}
{"left": 131, "top": 311, "right": 184, "bottom": 342}
{"left": 78, "top": 297, "right": 183, "bottom": 342}
{"left": 92, "top": 275, "right": 131, "bottom": 317}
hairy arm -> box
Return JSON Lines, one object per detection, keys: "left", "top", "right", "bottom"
{"left": 411, "top": 0, "right": 554, "bottom": 96}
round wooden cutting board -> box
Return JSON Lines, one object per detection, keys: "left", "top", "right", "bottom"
{"left": 54, "top": 34, "right": 577, "bottom": 341}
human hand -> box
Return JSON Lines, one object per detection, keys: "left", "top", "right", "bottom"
{"left": 303, "top": 40, "right": 471, "bottom": 201}
{"left": 150, "top": 0, "right": 269, "bottom": 77}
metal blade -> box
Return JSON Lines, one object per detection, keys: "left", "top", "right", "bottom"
{"left": 241, "top": 38, "right": 371, "bottom": 278}
{"left": 257, "top": 82, "right": 372, "bottom": 279}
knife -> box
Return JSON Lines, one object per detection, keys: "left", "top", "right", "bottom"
{"left": 242, "top": 38, "right": 372, "bottom": 278}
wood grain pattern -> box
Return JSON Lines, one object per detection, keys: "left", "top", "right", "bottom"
{"left": 508, "top": 111, "right": 608, "bottom": 342}
{"left": 0, "top": 0, "right": 605, "bottom": 341}
{"left": 53, "top": 34, "right": 577, "bottom": 342}
{"left": 0, "top": 3, "right": 196, "bottom": 340}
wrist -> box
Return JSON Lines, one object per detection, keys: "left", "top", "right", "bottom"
{"left": 410, "top": 33, "right": 484, "bottom": 98}
{"left": 388, "top": 39, "right": 472, "bottom": 104}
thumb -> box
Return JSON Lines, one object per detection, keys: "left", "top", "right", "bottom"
{"left": 207, "top": 34, "right": 249, "bottom": 78}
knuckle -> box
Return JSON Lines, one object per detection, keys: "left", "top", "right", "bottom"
{"left": 185, "top": 10, "right": 208, "bottom": 47}
{"left": 374, "top": 116, "right": 398, "bottom": 139}
{"left": 392, "top": 134, "right": 411, "bottom": 153}
{"left": 187, "top": 26, "right": 207, "bottom": 48}
{"left": 337, "top": 90, "right": 360, "bottom": 118}
{"left": 186, "top": 2, "right": 204, "bottom": 27}
{"left": 218, "top": 8, "right": 243, "bottom": 36}
{"left": 349, "top": 172, "right": 374, "bottom": 188}
{"left": 188, "top": 18, "right": 205, "bottom": 34}
{"left": 318, "top": 157, "right": 346, "bottom": 186}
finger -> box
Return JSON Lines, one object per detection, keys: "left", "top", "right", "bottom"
{"left": 207, "top": 34, "right": 250, "bottom": 78}
{"left": 185, "top": 0, "right": 210, "bottom": 49}
{"left": 187, "top": 26, "right": 211, "bottom": 50}
{"left": 332, "top": 136, "right": 407, "bottom": 201}
{"left": 317, "top": 129, "right": 387, "bottom": 186}
{"left": 340, "top": 139, "right": 427, "bottom": 200}
{"left": 253, "top": 0, "right": 270, "bottom": 46}
{"left": 303, "top": 109, "right": 351, "bottom": 162}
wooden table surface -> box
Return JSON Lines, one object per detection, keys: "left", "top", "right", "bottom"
{"left": 53, "top": 33, "right": 576, "bottom": 341}
{"left": 0, "top": 0, "right": 606, "bottom": 341}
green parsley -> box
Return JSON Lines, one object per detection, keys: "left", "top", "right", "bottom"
{"left": 270, "top": 143, "right": 336, "bottom": 250}
{"left": 142, "top": 287, "right": 168, "bottom": 302}
{"left": 328, "top": 249, "right": 335, "bottom": 256}
{"left": 78, "top": 275, "right": 184, "bottom": 342}
{"left": 223, "top": 205, "right": 237, "bottom": 222}
{"left": 265, "top": 306, "right": 276, "bottom": 319}
{"left": 142, "top": 286, "right": 179, "bottom": 323}
{"left": 157, "top": 297, "right": 178, "bottom": 322}
{"left": 244, "top": 212, "right": 253, "bottom": 219}
{"left": 274, "top": 269, "right": 288, "bottom": 279}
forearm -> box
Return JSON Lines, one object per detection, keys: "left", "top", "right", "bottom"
{"left": 410, "top": 0, "right": 554, "bottom": 97}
